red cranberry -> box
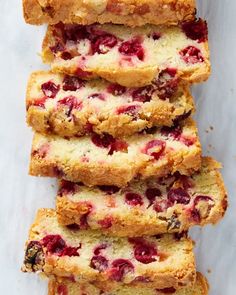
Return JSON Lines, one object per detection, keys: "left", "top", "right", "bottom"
{"left": 155, "top": 287, "right": 176, "bottom": 293}
{"left": 92, "top": 33, "right": 118, "bottom": 54}
{"left": 142, "top": 140, "right": 166, "bottom": 160}
{"left": 182, "top": 19, "right": 208, "bottom": 43}
{"left": 154, "top": 68, "right": 178, "bottom": 100}
{"left": 57, "top": 285, "right": 68, "bottom": 295}
{"left": 41, "top": 235, "right": 66, "bottom": 254}
{"left": 60, "top": 246, "right": 80, "bottom": 257}
{"left": 32, "top": 97, "right": 47, "bottom": 108}
{"left": 116, "top": 105, "right": 141, "bottom": 117}
{"left": 91, "top": 133, "right": 115, "bottom": 148}
{"left": 90, "top": 255, "right": 109, "bottom": 272}
{"left": 41, "top": 81, "right": 60, "bottom": 98}
{"left": 132, "top": 85, "right": 154, "bottom": 102}
{"left": 58, "top": 180, "right": 76, "bottom": 196}
{"left": 109, "top": 259, "right": 134, "bottom": 281}
{"left": 194, "top": 195, "right": 213, "bottom": 207}
{"left": 161, "top": 125, "right": 182, "bottom": 139}
{"left": 108, "top": 139, "right": 128, "bottom": 155}
{"left": 118, "top": 38, "right": 145, "bottom": 61}
{"left": 153, "top": 200, "right": 171, "bottom": 213}
{"left": 75, "top": 68, "right": 91, "bottom": 78}
{"left": 66, "top": 224, "right": 80, "bottom": 230}
{"left": 151, "top": 32, "right": 161, "bottom": 40}
{"left": 176, "top": 175, "right": 194, "bottom": 190}
{"left": 62, "top": 76, "right": 85, "bottom": 91}
{"left": 131, "top": 239, "right": 158, "bottom": 264}
{"left": 173, "top": 110, "right": 192, "bottom": 125}
{"left": 94, "top": 244, "right": 107, "bottom": 255}
{"left": 61, "top": 52, "right": 72, "bottom": 60}
{"left": 179, "top": 46, "right": 204, "bottom": 64}
{"left": 125, "top": 192, "right": 143, "bottom": 206}
{"left": 58, "top": 96, "right": 82, "bottom": 117}
{"left": 98, "top": 185, "right": 120, "bottom": 194}
{"left": 50, "top": 42, "right": 65, "bottom": 54}
{"left": 88, "top": 93, "right": 105, "bottom": 101}
{"left": 63, "top": 25, "right": 89, "bottom": 42}
{"left": 107, "top": 83, "right": 126, "bottom": 96}
{"left": 98, "top": 217, "right": 113, "bottom": 229}
{"left": 180, "top": 135, "right": 196, "bottom": 146}
{"left": 145, "top": 188, "right": 162, "bottom": 206}
{"left": 167, "top": 188, "right": 191, "bottom": 205}
{"left": 174, "top": 231, "right": 188, "bottom": 241}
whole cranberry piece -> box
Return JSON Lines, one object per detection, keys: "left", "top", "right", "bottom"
{"left": 154, "top": 68, "right": 178, "bottom": 100}
{"left": 182, "top": 19, "right": 208, "bottom": 43}
{"left": 110, "top": 259, "right": 134, "bottom": 281}
{"left": 107, "top": 83, "right": 126, "bottom": 96}
{"left": 61, "top": 52, "right": 72, "bottom": 60}
{"left": 116, "top": 105, "right": 141, "bottom": 117}
{"left": 151, "top": 32, "right": 161, "bottom": 40}
{"left": 63, "top": 25, "right": 89, "bottom": 42}
{"left": 132, "top": 85, "right": 154, "bottom": 102}
{"left": 58, "top": 96, "right": 82, "bottom": 117}
{"left": 143, "top": 140, "right": 166, "bottom": 160}
{"left": 131, "top": 239, "right": 158, "bottom": 264}
{"left": 41, "top": 81, "right": 60, "bottom": 98}
{"left": 155, "top": 287, "right": 176, "bottom": 293}
{"left": 98, "top": 185, "right": 120, "bottom": 195}
{"left": 179, "top": 46, "right": 204, "bottom": 64}
{"left": 62, "top": 76, "right": 85, "bottom": 91}
{"left": 88, "top": 93, "right": 105, "bottom": 101}
{"left": 41, "top": 235, "right": 66, "bottom": 254}
{"left": 98, "top": 217, "right": 113, "bottom": 229}
{"left": 60, "top": 245, "right": 80, "bottom": 257}
{"left": 108, "top": 139, "right": 128, "bottom": 155}
{"left": 153, "top": 200, "right": 171, "bottom": 213}
{"left": 167, "top": 188, "right": 191, "bottom": 205}
{"left": 118, "top": 37, "right": 145, "bottom": 61}
{"left": 161, "top": 125, "right": 182, "bottom": 139}
{"left": 190, "top": 195, "right": 214, "bottom": 222}
{"left": 90, "top": 255, "right": 109, "bottom": 272}
{"left": 91, "top": 133, "right": 115, "bottom": 149}
{"left": 125, "top": 192, "right": 144, "bottom": 206}
{"left": 92, "top": 34, "right": 118, "bottom": 54}
{"left": 145, "top": 188, "right": 162, "bottom": 206}
{"left": 58, "top": 180, "right": 76, "bottom": 196}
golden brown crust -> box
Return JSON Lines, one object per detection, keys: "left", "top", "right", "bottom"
{"left": 48, "top": 272, "right": 209, "bottom": 295}
{"left": 26, "top": 70, "right": 195, "bottom": 137}
{"left": 29, "top": 119, "right": 202, "bottom": 187}
{"left": 23, "top": 0, "right": 196, "bottom": 27}
{"left": 23, "top": 208, "right": 196, "bottom": 290}
{"left": 56, "top": 157, "right": 227, "bottom": 237}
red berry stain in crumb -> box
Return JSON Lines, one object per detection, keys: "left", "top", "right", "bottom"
{"left": 90, "top": 255, "right": 109, "bottom": 272}
{"left": 107, "top": 83, "right": 126, "bottom": 96}
{"left": 91, "top": 33, "right": 118, "bottom": 54}
{"left": 142, "top": 140, "right": 166, "bottom": 160}
{"left": 116, "top": 105, "right": 141, "bottom": 117}
{"left": 75, "top": 67, "right": 91, "bottom": 78}
{"left": 132, "top": 85, "right": 154, "bottom": 102}
{"left": 98, "top": 216, "right": 113, "bottom": 229}
{"left": 155, "top": 287, "right": 176, "bottom": 293}
{"left": 167, "top": 188, "right": 191, "bottom": 205}
{"left": 98, "top": 185, "right": 120, "bottom": 195}
{"left": 145, "top": 188, "right": 162, "bottom": 207}
{"left": 58, "top": 96, "right": 82, "bottom": 117}
{"left": 57, "top": 284, "right": 68, "bottom": 295}
{"left": 129, "top": 238, "right": 158, "bottom": 264}
{"left": 34, "top": 143, "right": 50, "bottom": 158}
{"left": 62, "top": 75, "right": 85, "bottom": 91}
{"left": 41, "top": 235, "right": 80, "bottom": 257}
{"left": 41, "top": 81, "right": 60, "bottom": 98}
{"left": 109, "top": 259, "right": 134, "bottom": 281}
{"left": 118, "top": 37, "right": 145, "bottom": 61}
{"left": 182, "top": 19, "right": 208, "bottom": 43}
{"left": 58, "top": 180, "right": 76, "bottom": 196}
{"left": 179, "top": 46, "right": 204, "bottom": 64}
{"left": 88, "top": 93, "right": 105, "bottom": 101}
{"left": 125, "top": 192, "right": 144, "bottom": 206}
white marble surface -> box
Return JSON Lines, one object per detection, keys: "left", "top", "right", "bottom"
{"left": 0, "top": 0, "right": 235, "bottom": 294}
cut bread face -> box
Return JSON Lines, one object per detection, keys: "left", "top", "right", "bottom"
{"left": 23, "top": 0, "right": 196, "bottom": 27}
{"left": 42, "top": 20, "right": 210, "bottom": 87}
{"left": 48, "top": 272, "right": 208, "bottom": 295}
{"left": 26, "top": 70, "right": 194, "bottom": 137}
{"left": 29, "top": 118, "right": 202, "bottom": 187}
{"left": 56, "top": 157, "right": 227, "bottom": 237}
{"left": 22, "top": 209, "right": 196, "bottom": 290}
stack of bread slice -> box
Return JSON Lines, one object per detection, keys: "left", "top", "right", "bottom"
{"left": 21, "top": 0, "right": 228, "bottom": 294}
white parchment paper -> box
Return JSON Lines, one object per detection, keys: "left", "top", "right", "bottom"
{"left": 0, "top": 0, "right": 235, "bottom": 294}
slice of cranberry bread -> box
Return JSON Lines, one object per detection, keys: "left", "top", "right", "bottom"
{"left": 56, "top": 157, "right": 227, "bottom": 237}
{"left": 48, "top": 272, "right": 208, "bottom": 295}
{"left": 22, "top": 209, "right": 196, "bottom": 290}
{"left": 42, "top": 20, "right": 210, "bottom": 87}
{"left": 29, "top": 118, "right": 201, "bottom": 187}
{"left": 26, "top": 70, "right": 194, "bottom": 137}
{"left": 23, "top": 0, "right": 196, "bottom": 27}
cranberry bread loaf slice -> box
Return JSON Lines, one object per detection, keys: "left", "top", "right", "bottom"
{"left": 23, "top": 0, "right": 196, "bottom": 27}
{"left": 29, "top": 118, "right": 201, "bottom": 187}
{"left": 22, "top": 208, "right": 196, "bottom": 290}
{"left": 26, "top": 69, "right": 194, "bottom": 137}
{"left": 56, "top": 157, "right": 227, "bottom": 237}
{"left": 42, "top": 20, "right": 210, "bottom": 87}
{"left": 48, "top": 272, "right": 208, "bottom": 295}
